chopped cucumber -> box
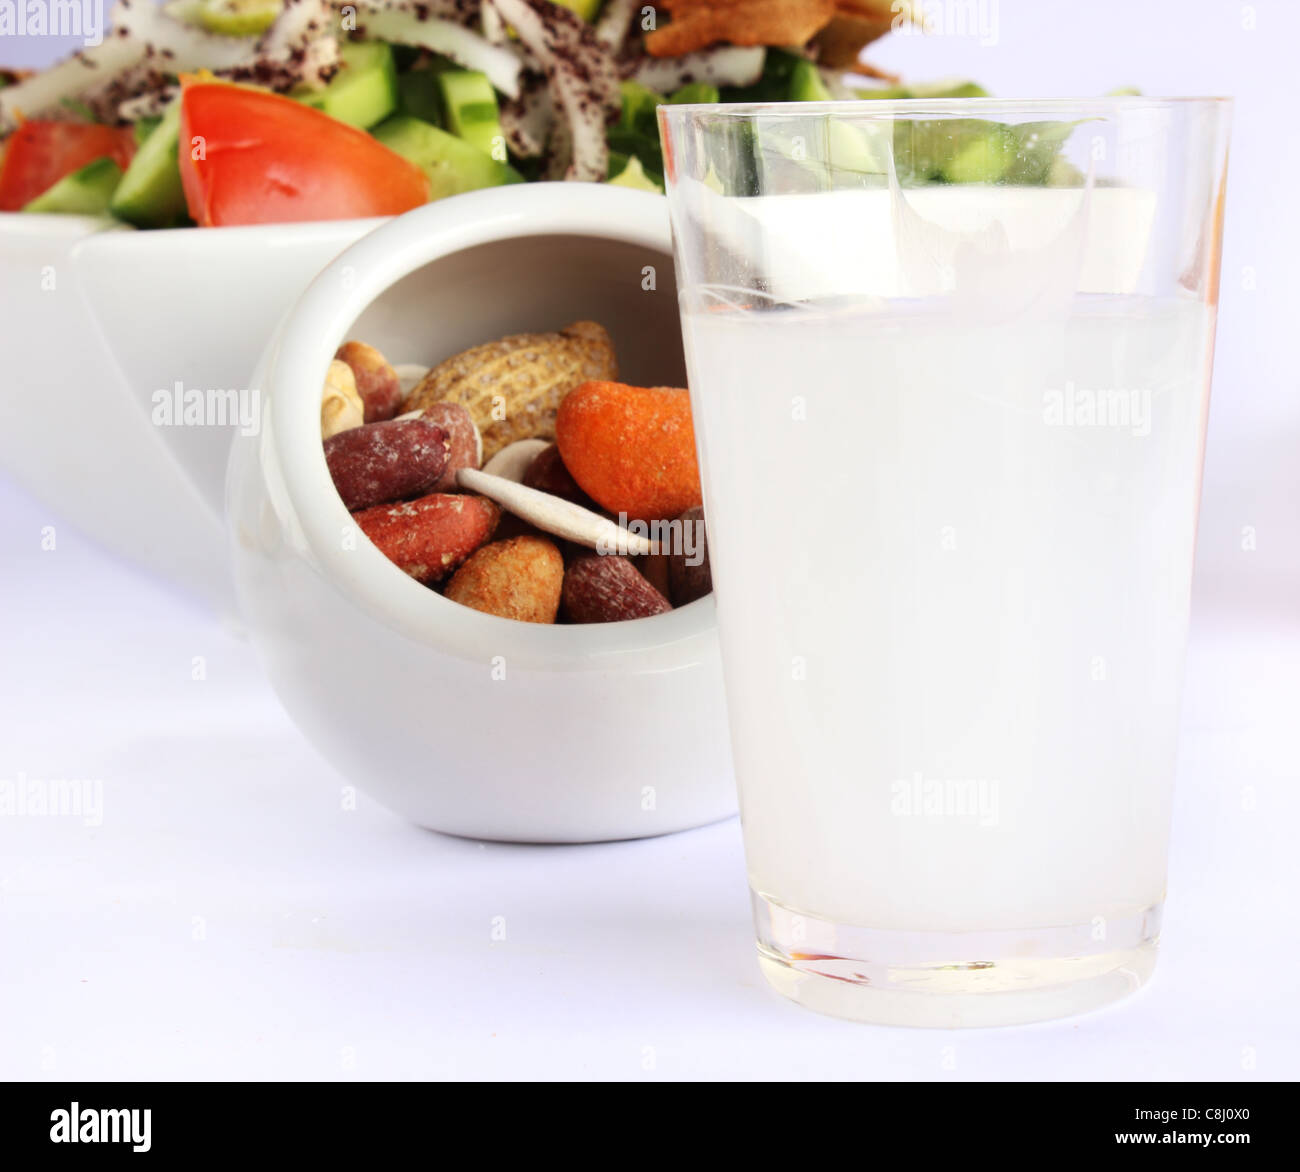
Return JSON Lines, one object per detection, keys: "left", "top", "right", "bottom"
{"left": 890, "top": 109, "right": 1080, "bottom": 186}
{"left": 608, "top": 155, "right": 663, "bottom": 193}
{"left": 619, "top": 80, "right": 662, "bottom": 134}
{"left": 606, "top": 128, "right": 664, "bottom": 186}
{"left": 133, "top": 116, "right": 162, "bottom": 146}
{"left": 197, "top": 0, "right": 282, "bottom": 37}
{"left": 398, "top": 69, "right": 444, "bottom": 126}
{"left": 940, "top": 122, "right": 1018, "bottom": 183}
{"left": 668, "top": 82, "right": 720, "bottom": 106}
{"left": 892, "top": 119, "right": 1005, "bottom": 183}
{"left": 437, "top": 70, "right": 505, "bottom": 161}
{"left": 371, "top": 115, "right": 522, "bottom": 199}
{"left": 110, "top": 95, "right": 186, "bottom": 227}
{"left": 786, "top": 60, "right": 888, "bottom": 180}
{"left": 789, "top": 59, "right": 833, "bottom": 103}
{"left": 611, "top": 81, "right": 666, "bottom": 184}
{"left": 24, "top": 157, "right": 122, "bottom": 215}
{"left": 1003, "top": 120, "right": 1082, "bottom": 185}
{"left": 296, "top": 41, "right": 398, "bottom": 129}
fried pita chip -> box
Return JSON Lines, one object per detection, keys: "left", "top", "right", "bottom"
{"left": 835, "top": 0, "right": 925, "bottom": 22}
{"left": 645, "top": 0, "right": 838, "bottom": 58}
{"left": 845, "top": 58, "right": 902, "bottom": 82}
{"left": 813, "top": 12, "right": 893, "bottom": 68}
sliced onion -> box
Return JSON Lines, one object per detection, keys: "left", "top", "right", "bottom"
{"left": 0, "top": 0, "right": 277, "bottom": 129}
{"left": 544, "top": 113, "right": 571, "bottom": 181}
{"left": 116, "top": 0, "right": 267, "bottom": 69}
{"left": 499, "top": 74, "right": 552, "bottom": 158}
{"left": 118, "top": 86, "right": 180, "bottom": 122}
{"left": 480, "top": 2, "right": 507, "bottom": 44}
{"left": 296, "top": 32, "right": 342, "bottom": 88}
{"left": 253, "top": 0, "right": 339, "bottom": 88}
{"left": 161, "top": 0, "right": 206, "bottom": 23}
{"left": 349, "top": 6, "right": 522, "bottom": 98}
{"left": 348, "top": 0, "right": 481, "bottom": 20}
{"left": 0, "top": 36, "right": 146, "bottom": 131}
{"left": 1, "top": 0, "right": 349, "bottom": 129}
{"left": 628, "top": 45, "right": 766, "bottom": 93}
{"left": 488, "top": 0, "right": 618, "bottom": 182}
{"left": 257, "top": 0, "right": 330, "bottom": 57}
{"left": 594, "top": 0, "right": 637, "bottom": 51}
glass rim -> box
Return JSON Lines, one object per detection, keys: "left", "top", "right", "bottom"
{"left": 658, "top": 95, "right": 1233, "bottom": 120}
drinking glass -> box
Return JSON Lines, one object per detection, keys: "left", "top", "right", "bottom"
{"left": 659, "top": 98, "right": 1231, "bottom": 1026}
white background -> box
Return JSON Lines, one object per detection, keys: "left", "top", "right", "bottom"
{"left": 2, "top": 0, "right": 1298, "bottom": 1080}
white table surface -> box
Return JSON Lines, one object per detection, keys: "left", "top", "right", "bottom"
{"left": 2, "top": 476, "right": 1297, "bottom": 1082}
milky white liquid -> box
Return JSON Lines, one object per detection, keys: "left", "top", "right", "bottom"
{"left": 681, "top": 295, "right": 1215, "bottom": 932}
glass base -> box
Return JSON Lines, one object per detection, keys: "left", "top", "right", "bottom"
{"left": 754, "top": 891, "right": 1161, "bottom": 1028}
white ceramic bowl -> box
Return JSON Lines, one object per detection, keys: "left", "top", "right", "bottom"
{"left": 227, "top": 184, "right": 735, "bottom": 841}
{"left": 0, "top": 211, "right": 382, "bottom": 615}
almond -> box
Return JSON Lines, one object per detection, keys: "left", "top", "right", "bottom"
{"left": 445, "top": 536, "right": 564, "bottom": 623}
{"left": 634, "top": 551, "right": 673, "bottom": 600}
{"left": 522, "top": 442, "right": 597, "bottom": 509}
{"left": 412, "top": 401, "right": 481, "bottom": 492}
{"left": 561, "top": 553, "right": 672, "bottom": 623}
{"left": 324, "top": 418, "right": 448, "bottom": 512}
{"left": 403, "top": 321, "right": 617, "bottom": 461}
{"left": 667, "top": 505, "right": 712, "bottom": 605}
{"left": 354, "top": 493, "right": 499, "bottom": 584}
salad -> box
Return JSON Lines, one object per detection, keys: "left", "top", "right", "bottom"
{"left": 0, "top": 0, "right": 1077, "bottom": 228}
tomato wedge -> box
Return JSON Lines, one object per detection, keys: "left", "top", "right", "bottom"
{"left": 178, "top": 84, "right": 429, "bottom": 227}
{"left": 0, "top": 121, "right": 136, "bottom": 212}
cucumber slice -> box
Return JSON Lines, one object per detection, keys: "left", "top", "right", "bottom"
{"left": 1003, "top": 120, "right": 1082, "bottom": 185}
{"left": 110, "top": 95, "right": 186, "bottom": 228}
{"left": 24, "top": 157, "right": 123, "bottom": 215}
{"left": 619, "top": 80, "right": 662, "bottom": 134}
{"left": 940, "top": 122, "right": 1018, "bottom": 183}
{"left": 786, "top": 60, "right": 888, "bottom": 179}
{"left": 197, "top": 0, "right": 282, "bottom": 37}
{"left": 133, "top": 116, "right": 162, "bottom": 146}
{"left": 437, "top": 70, "right": 505, "bottom": 160}
{"left": 398, "top": 69, "right": 444, "bottom": 126}
{"left": 608, "top": 155, "right": 663, "bottom": 193}
{"left": 668, "top": 82, "right": 720, "bottom": 106}
{"left": 788, "top": 59, "right": 833, "bottom": 102}
{"left": 371, "top": 115, "right": 522, "bottom": 199}
{"left": 296, "top": 41, "right": 399, "bottom": 129}
{"left": 894, "top": 119, "right": 1012, "bottom": 184}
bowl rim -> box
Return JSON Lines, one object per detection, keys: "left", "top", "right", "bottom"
{"left": 262, "top": 182, "right": 717, "bottom": 673}
{"left": 0, "top": 210, "right": 392, "bottom": 239}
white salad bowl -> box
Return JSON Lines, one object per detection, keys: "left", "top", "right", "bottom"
{"left": 0, "top": 210, "right": 384, "bottom": 615}
{"left": 227, "top": 183, "right": 735, "bottom": 842}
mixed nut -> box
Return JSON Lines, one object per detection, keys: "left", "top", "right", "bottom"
{"left": 320, "top": 322, "right": 712, "bottom": 624}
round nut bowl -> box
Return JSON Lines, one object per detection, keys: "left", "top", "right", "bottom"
{"left": 227, "top": 184, "right": 736, "bottom": 842}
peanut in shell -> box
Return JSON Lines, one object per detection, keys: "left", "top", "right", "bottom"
{"left": 403, "top": 321, "right": 617, "bottom": 461}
